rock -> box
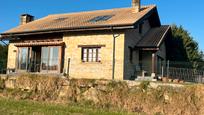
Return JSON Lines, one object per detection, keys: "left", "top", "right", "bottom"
{"left": 162, "top": 77, "right": 168, "bottom": 82}
{"left": 62, "top": 80, "right": 70, "bottom": 86}
{"left": 168, "top": 79, "right": 173, "bottom": 82}
{"left": 152, "top": 79, "right": 157, "bottom": 82}
{"left": 179, "top": 80, "right": 184, "bottom": 84}
{"left": 58, "top": 86, "right": 70, "bottom": 98}
{"left": 79, "top": 84, "right": 87, "bottom": 88}
{"left": 95, "top": 80, "right": 109, "bottom": 85}
{"left": 125, "top": 81, "right": 140, "bottom": 88}
{"left": 97, "top": 85, "right": 106, "bottom": 91}
{"left": 150, "top": 82, "right": 159, "bottom": 89}
{"left": 76, "top": 87, "right": 81, "bottom": 95}
{"left": 164, "top": 93, "right": 170, "bottom": 103}
{"left": 5, "top": 78, "right": 16, "bottom": 89}
{"left": 81, "top": 87, "right": 99, "bottom": 103}
{"left": 173, "top": 79, "right": 179, "bottom": 83}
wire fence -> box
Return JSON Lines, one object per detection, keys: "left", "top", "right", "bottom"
{"left": 168, "top": 67, "right": 204, "bottom": 83}
{"left": 166, "top": 61, "right": 204, "bottom": 83}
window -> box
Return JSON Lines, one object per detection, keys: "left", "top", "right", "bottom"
{"left": 89, "top": 15, "right": 114, "bottom": 23}
{"left": 82, "top": 47, "right": 101, "bottom": 62}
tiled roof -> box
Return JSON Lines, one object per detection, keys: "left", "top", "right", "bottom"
{"left": 2, "top": 5, "right": 156, "bottom": 35}
{"left": 136, "top": 25, "right": 170, "bottom": 48}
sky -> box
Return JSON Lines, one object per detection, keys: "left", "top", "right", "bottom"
{"left": 0, "top": 0, "right": 203, "bottom": 51}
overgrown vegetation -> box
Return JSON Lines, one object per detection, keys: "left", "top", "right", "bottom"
{"left": 0, "top": 74, "right": 204, "bottom": 115}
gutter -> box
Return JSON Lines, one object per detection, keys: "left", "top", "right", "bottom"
{"left": 1, "top": 24, "right": 134, "bottom": 38}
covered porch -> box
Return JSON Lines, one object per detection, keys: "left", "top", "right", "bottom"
{"left": 136, "top": 48, "right": 165, "bottom": 78}
{"left": 8, "top": 36, "right": 64, "bottom": 74}
{"left": 134, "top": 25, "right": 171, "bottom": 80}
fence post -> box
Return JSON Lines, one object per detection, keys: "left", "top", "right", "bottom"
{"left": 162, "top": 65, "right": 164, "bottom": 77}
{"left": 67, "top": 58, "right": 70, "bottom": 77}
{"left": 167, "top": 60, "right": 169, "bottom": 77}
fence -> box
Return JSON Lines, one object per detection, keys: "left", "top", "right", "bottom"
{"left": 166, "top": 61, "right": 204, "bottom": 83}
{"left": 168, "top": 67, "right": 204, "bottom": 83}
{"left": 1, "top": 58, "right": 204, "bottom": 83}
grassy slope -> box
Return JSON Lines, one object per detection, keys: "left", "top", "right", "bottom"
{"left": 0, "top": 98, "right": 134, "bottom": 115}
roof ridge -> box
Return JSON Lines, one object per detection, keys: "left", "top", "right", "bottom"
{"left": 48, "top": 5, "right": 156, "bottom": 17}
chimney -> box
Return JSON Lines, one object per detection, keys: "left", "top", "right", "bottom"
{"left": 20, "top": 14, "right": 34, "bottom": 25}
{"left": 132, "top": 0, "right": 141, "bottom": 13}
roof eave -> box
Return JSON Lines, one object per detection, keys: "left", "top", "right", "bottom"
{"left": 156, "top": 25, "right": 171, "bottom": 47}
{"left": 135, "top": 47, "right": 160, "bottom": 51}
{"left": 0, "top": 24, "right": 134, "bottom": 38}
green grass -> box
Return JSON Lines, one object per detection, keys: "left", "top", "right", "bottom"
{"left": 0, "top": 98, "right": 134, "bottom": 115}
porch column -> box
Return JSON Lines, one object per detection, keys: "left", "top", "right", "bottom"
{"left": 151, "top": 53, "right": 156, "bottom": 77}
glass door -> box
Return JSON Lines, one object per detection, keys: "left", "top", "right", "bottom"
{"left": 17, "top": 47, "right": 30, "bottom": 72}
{"left": 48, "top": 47, "right": 59, "bottom": 71}
{"left": 41, "top": 47, "right": 49, "bottom": 73}
{"left": 41, "top": 46, "right": 60, "bottom": 73}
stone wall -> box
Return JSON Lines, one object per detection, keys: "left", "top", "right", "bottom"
{"left": 1, "top": 75, "right": 203, "bottom": 115}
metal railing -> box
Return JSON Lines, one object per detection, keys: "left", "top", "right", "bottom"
{"left": 1, "top": 58, "right": 204, "bottom": 83}
{"left": 168, "top": 67, "right": 204, "bottom": 83}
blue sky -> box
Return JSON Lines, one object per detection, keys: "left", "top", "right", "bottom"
{"left": 1, "top": 0, "right": 203, "bottom": 51}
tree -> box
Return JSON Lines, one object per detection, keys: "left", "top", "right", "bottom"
{"left": 166, "top": 25, "right": 204, "bottom": 69}
{"left": 0, "top": 44, "right": 8, "bottom": 73}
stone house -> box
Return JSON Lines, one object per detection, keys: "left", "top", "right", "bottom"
{"left": 0, "top": 0, "right": 171, "bottom": 80}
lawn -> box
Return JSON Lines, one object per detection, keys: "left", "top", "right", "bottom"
{"left": 0, "top": 98, "right": 134, "bottom": 115}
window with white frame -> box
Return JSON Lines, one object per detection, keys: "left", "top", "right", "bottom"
{"left": 82, "top": 47, "right": 101, "bottom": 62}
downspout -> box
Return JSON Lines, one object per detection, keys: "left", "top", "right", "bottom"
{"left": 111, "top": 27, "right": 120, "bottom": 80}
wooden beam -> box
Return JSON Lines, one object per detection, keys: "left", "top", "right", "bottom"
{"left": 78, "top": 45, "right": 106, "bottom": 48}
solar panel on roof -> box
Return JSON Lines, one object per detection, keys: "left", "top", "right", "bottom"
{"left": 89, "top": 15, "right": 114, "bottom": 23}
{"left": 54, "top": 17, "right": 68, "bottom": 22}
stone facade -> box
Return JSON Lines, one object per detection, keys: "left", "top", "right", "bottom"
{"left": 6, "top": 18, "right": 167, "bottom": 80}
{"left": 7, "top": 43, "right": 17, "bottom": 70}
{"left": 63, "top": 31, "right": 125, "bottom": 80}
